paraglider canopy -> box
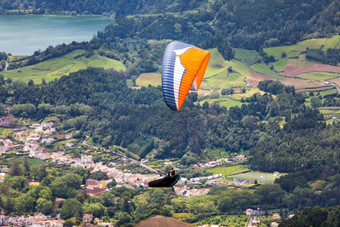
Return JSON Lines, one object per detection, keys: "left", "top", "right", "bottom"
{"left": 162, "top": 41, "right": 210, "bottom": 111}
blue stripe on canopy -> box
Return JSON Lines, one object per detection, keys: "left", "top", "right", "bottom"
{"left": 162, "top": 41, "right": 194, "bottom": 111}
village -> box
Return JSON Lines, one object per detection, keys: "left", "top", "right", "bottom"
{"left": 0, "top": 114, "right": 253, "bottom": 227}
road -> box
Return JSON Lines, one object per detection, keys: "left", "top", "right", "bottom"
{"left": 4, "top": 61, "right": 8, "bottom": 71}
{"left": 82, "top": 136, "right": 158, "bottom": 174}
{"left": 330, "top": 82, "right": 340, "bottom": 94}
{"left": 247, "top": 215, "right": 255, "bottom": 227}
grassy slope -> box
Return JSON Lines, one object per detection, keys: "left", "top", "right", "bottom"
{"left": 136, "top": 73, "right": 161, "bottom": 87}
{"left": 324, "top": 35, "right": 340, "bottom": 49}
{"left": 206, "top": 165, "right": 249, "bottom": 177}
{"left": 296, "top": 72, "right": 340, "bottom": 81}
{"left": 3, "top": 50, "right": 126, "bottom": 83}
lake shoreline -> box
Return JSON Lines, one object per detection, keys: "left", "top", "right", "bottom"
{"left": 0, "top": 11, "right": 112, "bottom": 18}
{"left": 0, "top": 15, "right": 113, "bottom": 55}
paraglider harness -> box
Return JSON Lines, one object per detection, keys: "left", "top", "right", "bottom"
{"left": 148, "top": 168, "right": 180, "bottom": 187}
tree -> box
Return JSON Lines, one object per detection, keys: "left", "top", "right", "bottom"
{"left": 63, "top": 219, "right": 75, "bottom": 227}
{"left": 255, "top": 184, "right": 284, "bottom": 205}
{"left": 36, "top": 198, "right": 54, "bottom": 215}
{"left": 102, "top": 192, "right": 116, "bottom": 207}
{"left": 84, "top": 203, "right": 105, "bottom": 218}
{"left": 90, "top": 171, "right": 108, "bottom": 181}
{"left": 50, "top": 173, "right": 82, "bottom": 198}
{"left": 60, "top": 198, "right": 83, "bottom": 220}
{"left": 37, "top": 165, "right": 47, "bottom": 181}
{"left": 311, "top": 97, "right": 322, "bottom": 108}
{"left": 107, "top": 178, "right": 117, "bottom": 188}
{"left": 23, "top": 157, "right": 30, "bottom": 176}
{"left": 9, "top": 158, "right": 24, "bottom": 176}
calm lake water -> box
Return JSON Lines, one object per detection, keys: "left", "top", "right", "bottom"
{"left": 0, "top": 15, "right": 113, "bottom": 55}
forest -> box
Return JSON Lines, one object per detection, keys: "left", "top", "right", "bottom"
{"left": 1, "top": 69, "right": 340, "bottom": 215}
{"left": 1, "top": 0, "right": 340, "bottom": 50}
{"left": 1, "top": 0, "right": 340, "bottom": 225}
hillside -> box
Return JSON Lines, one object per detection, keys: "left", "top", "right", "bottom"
{"left": 137, "top": 216, "right": 193, "bottom": 227}
{"left": 1, "top": 0, "right": 339, "bottom": 49}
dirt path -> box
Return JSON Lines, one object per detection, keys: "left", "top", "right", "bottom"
{"left": 4, "top": 61, "right": 8, "bottom": 71}
{"left": 247, "top": 215, "right": 255, "bottom": 227}
{"left": 329, "top": 82, "right": 340, "bottom": 94}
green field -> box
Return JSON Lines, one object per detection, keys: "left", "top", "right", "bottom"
{"left": 264, "top": 45, "right": 296, "bottom": 60}
{"left": 294, "top": 38, "right": 326, "bottom": 51}
{"left": 319, "top": 108, "right": 340, "bottom": 114}
{"left": 269, "top": 58, "right": 287, "bottom": 72}
{"left": 281, "top": 78, "right": 326, "bottom": 89}
{"left": 2, "top": 50, "right": 126, "bottom": 83}
{"left": 318, "top": 89, "right": 338, "bottom": 96}
{"left": 136, "top": 73, "right": 161, "bottom": 87}
{"left": 324, "top": 35, "right": 340, "bottom": 49}
{"left": 230, "top": 171, "right": 283, "bottom": 184}
{"left": 205, "top": 48, "right": 229, "bottom": 78}
{"left": 296, "top": 72, "right": 340, "bottom": 81}
{"left": 28, "top": 158, "right": 48, "bottom": 166}
{"left": 206, "top": 165, "right": 250, "bottom": 177}
{"left": 249, "top": 63, "right": 284, "bottom": 79}
{"left": 202, "top": 96, "right": 245, "bottom": 109}
{"left": 205, "top": 71, "right": 246, "bottom": 89}
{"left": 231, "top": 87, "right": 265, "bottom": 99}
{"left": 233, "top": 48, "right": 261, "bottom": 66}
{"left": 0, "top": 128, "right": 13, "bottom": 139}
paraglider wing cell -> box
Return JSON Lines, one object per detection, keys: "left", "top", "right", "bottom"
{"left": 162, "top": 41, "right": 210, "bottom": 111}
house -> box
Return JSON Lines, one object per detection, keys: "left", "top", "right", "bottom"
{"left": 0, "top": 173, "right": 5, "bottom": 182}
{"left": 0, "top": 139, "right": 13, "bottom": 146}
{"left": 87, "top": 188, "right": 106, "bottom": 196}
{"left": 41, "top": 138, "right": 55, "bottom": 144}
{"left": 15, "top": 131, "right": 28, "bottom": 141}
{"left": 0, "top": 168, "right": 9, "bottom": 173}
{"left": 96, "top": 220, "right": 114, "bottom": 227}
{"left": 41, "top": 122, "right": 53, "bottom": 128}
{"left": 272, "top": 212, "right": 281, "bottom": 220}
{"left": 35, "top": 127, "right": 44, "bottom": 133}
{"left": 270, "top": 222, "right": 280, "bottom": 227}
{"left": 83, "top": 214, "right": 93, "bottom": 223}
{"left": 27, "top": 133, "right": 41, "bottom": 142}
{"left": 246, "top": 209, "right": 254, "bottom": 215}
{"left": 30, "top": 123, "right": 41, "bottom": 129}
{"left": 43, "top": 128, "right": 55, "bottom": 135}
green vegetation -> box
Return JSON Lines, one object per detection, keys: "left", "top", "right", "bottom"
{"left": 206, "top": 165, "right": 249, "bottom": 177}
{"left": 233, "top": 48, "right": 261, "bottom": 66}
{"left": 2, "top": 50, "right": 125, "bottom": 83}
{"left": 196, "top": 214, "right": 249, "bottom": 227}
{"left": 294, "top": 38, "right": 326, "bottom": 51}
{"left": 0, "top": 128, "right": 13, "bottom": 139}
{"left": 324, "top": 35, "right": 340, "bottom": 49}
{"left": 231, "top": 171, "right": 282, "bottom": 184}
{"left": 296, "top": 72, "right": 340, "bottom": 81}
{"left": 264, "top": 45, "right": 296, "bottom": 60}
{"left": 205, "top": 71, "right": 246, "bottom": 89}
{"left": 249, "top": 63, "right": 283, "bottom": 79}
{"left": 136, "top": 73, "right": 161, "bottom": 87}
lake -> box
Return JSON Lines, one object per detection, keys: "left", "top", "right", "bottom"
{"left": 0, "top": 15, "right": 113, "bottom": 56}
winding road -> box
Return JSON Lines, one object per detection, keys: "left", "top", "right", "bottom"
{"left": 82, "top": 136, "right": 158, "bottom": 174}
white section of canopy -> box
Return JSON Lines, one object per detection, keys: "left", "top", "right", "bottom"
{"left": 173, "top": 47, "right": 190, "bottom": 109}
